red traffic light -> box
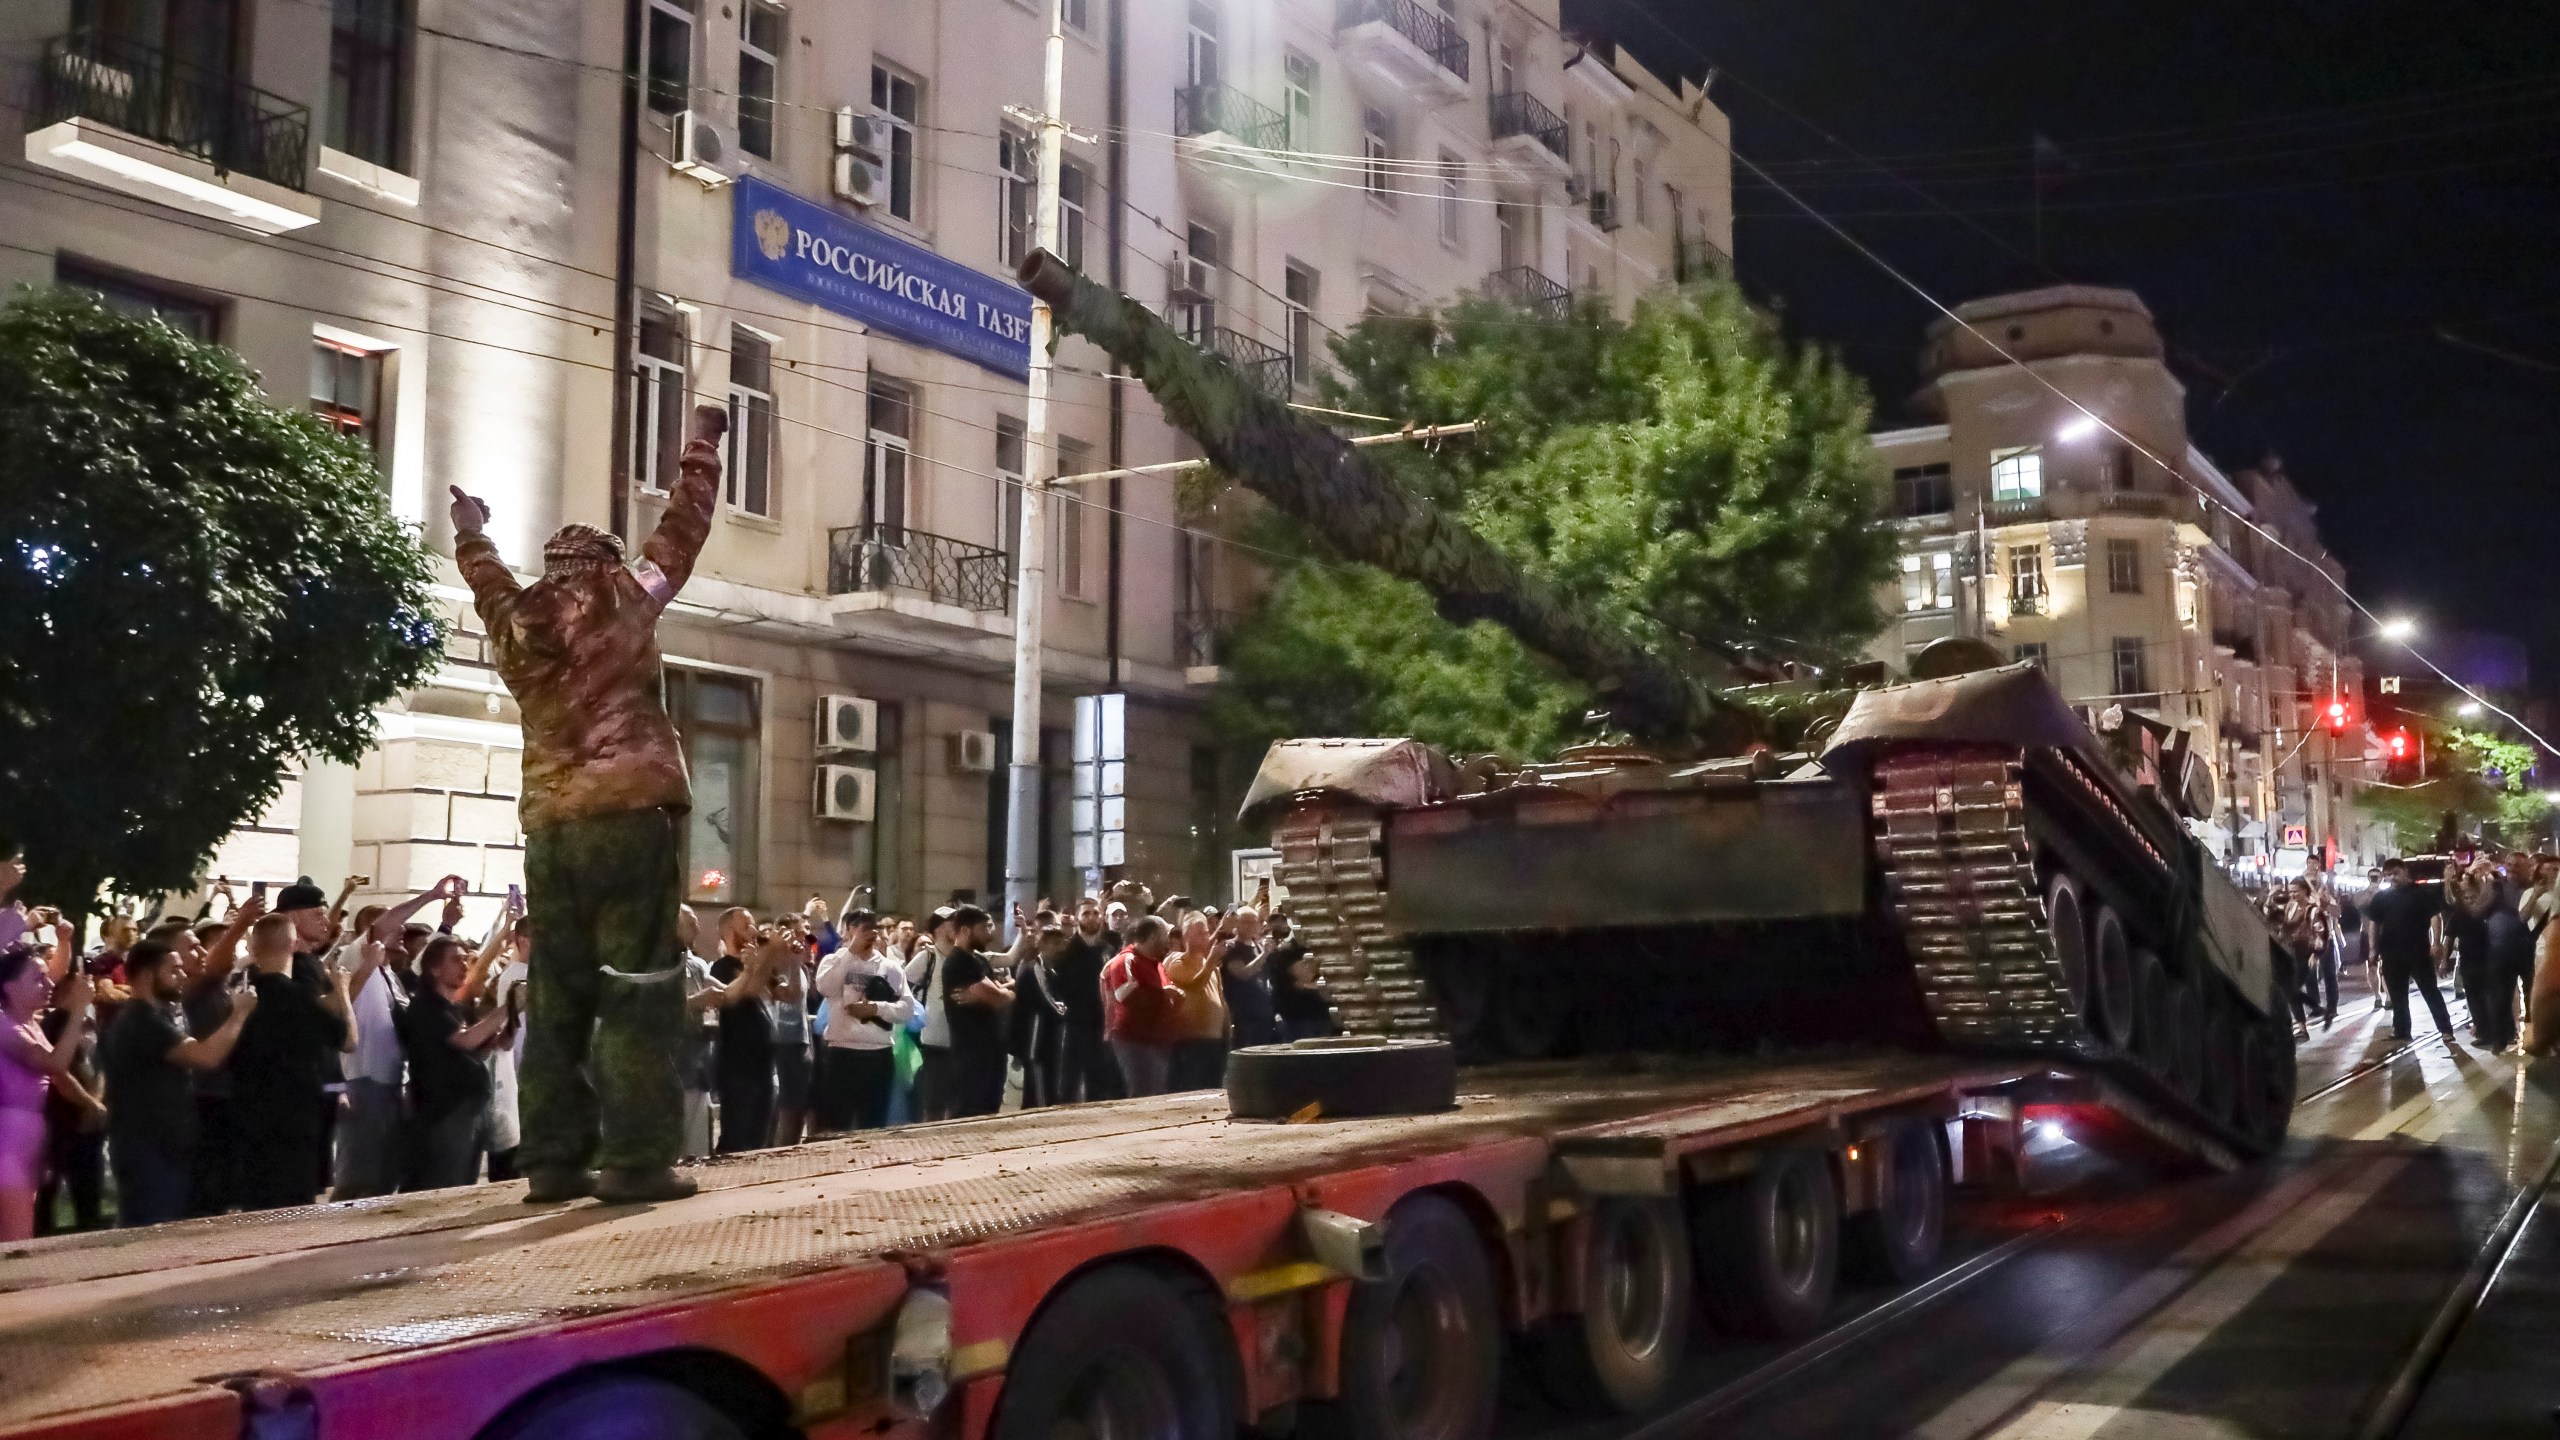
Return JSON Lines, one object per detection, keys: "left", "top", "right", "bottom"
{"left": 2323, "top": 700, "right": 2350, "bottom": 734}
{"left": 2386, "top": 731, "right": 2410, "bottom": 759}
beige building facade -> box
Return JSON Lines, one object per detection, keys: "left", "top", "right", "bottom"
{"left": 1867, "top": 286, "right": 2375, "bottom": 875}
{"left": 6, "top": 0, "right": 1731, "bottom": 924}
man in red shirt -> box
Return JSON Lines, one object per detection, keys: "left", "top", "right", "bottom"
{"left": 1101, "top": 916, "right": 1180, "bottom": 1097}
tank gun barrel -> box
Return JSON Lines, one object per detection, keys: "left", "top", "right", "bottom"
{"left": 1017, "top": 250, "right": 1750, "bottom": 750}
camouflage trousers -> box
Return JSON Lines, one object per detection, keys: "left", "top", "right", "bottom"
{"left": 519, "top": 807, "right": 687, "bottom": 1174}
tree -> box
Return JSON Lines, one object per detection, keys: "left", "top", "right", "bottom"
{"left": 1211, "top": 280, "right": 1892, "bottom": 759}
{"left": 2357, "top": 725, "right": 2552, "bottom": 849}
{"left": 0, "top": 289, "right": 445, "bottom": 925}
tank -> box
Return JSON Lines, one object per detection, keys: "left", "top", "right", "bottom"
{"left": 1013, "top": 251, "right": 2294, "bottom": 1163}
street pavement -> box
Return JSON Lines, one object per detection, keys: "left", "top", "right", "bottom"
{"left": 1517, "top": 970, "right": 2560, "bottom": 1438}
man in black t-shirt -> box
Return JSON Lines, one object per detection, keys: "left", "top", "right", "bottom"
{"left": 941, "top": 905, "right": 1015, "bottom": 1118}
{"left": 1050, "top": 898, "right": 1120, "bottom": 1104}
{"left": 400, "top": 936, "right": 506, "bottom": 1188}
{"left": 1265, "top": 913, "right": 1333, "bottom": 1041}
{"left": 101, "top": 939, "right": 256, "bottom": 1225}
{"left": 707, "top": 908, "right": 778, "bottom": 1152}
{"left": 229, "top": 913, "right": 353, "bottom": 1211}
{"left": 2364, "top": 860, "right": 2453, "bottom": 1042}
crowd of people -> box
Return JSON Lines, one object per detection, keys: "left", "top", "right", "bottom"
{"left": 0, "top": 855, "right": 1331, "bottom": 1239}
{"left": 2264, "top": 849, "right": 2560, "bottom": 1053}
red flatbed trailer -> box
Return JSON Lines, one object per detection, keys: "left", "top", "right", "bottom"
{"left": 0, "top": 1053, "right": 2067, "bottom": 1440}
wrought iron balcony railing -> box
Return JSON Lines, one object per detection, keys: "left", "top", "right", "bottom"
{"left": 1180, "top": 607, "right": 1242, "bottom": 669}
{"left": 34, "top": 31, "right": 311, "bottom": 191}
{"left": 1175, "top": 84, "right": 1291, "bottom": 152}
{"left": 1197, "top": 325, "right": 1293, "bottom": 397}
{"left": 1488, "top": 90, "right": 1568, "bottom": 159}
{"left": 1675, "top": 236, "right": 1729, "bottom": 284}
{"left": 1484, "top": 266, "right": 1571, "bottom": 319}
{"left": 1333, "top": 0, "right": 1469, "bottom": 80}
{"left": 828, "top": 524, "right": 1013, "bottom": 613}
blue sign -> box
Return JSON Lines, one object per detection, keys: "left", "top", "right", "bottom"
{"left": 731, "top": 175, "right": 1032, "bottom": 380}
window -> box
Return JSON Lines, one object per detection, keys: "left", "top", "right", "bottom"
{"left": 310, "top": 337, "right": 384, "bottom": 453}
{"left": 2107, "top": 537, "right": 2143, "bottom": 594}
{"left": 2009, "top": 544, "right": 2045, "bottom": 613}
{"left": 1058, "top": 163, "right": 1088, "bottom": 271}
{"left": 995, "top": 418, "right": 1026, "bottom": 564}
{"left": 1494, "top": 40, "right": 1517, "bottom": 94}
{"left": 645, "top": 0, "right": 694, "bottom": 115}
{"left": 328, "top": 0, "right": 412, "bottom": 169}
{"left": 1061, "top": 0, "right": 1090, "bottom": 31}
{"left": 1186, "top": 2, "right": 1219, "bottom": 87}
{"left": 737, "top": 0, "right": 782, "bottom": 159}
{"left": 870, "top": 64, "right": 920, "bottom": 221}
{"left": 1178, "top": 223, "right": 1220, "bottom": 340}
{"left": 1990, "top": 445, "right": 2044, "bottom": 502}
{"left": 999, "top": 129, "right": 1035, "bottom": 266}
{"left": 865, "top": 380, "right": 914, "bottom": 540}
{"left": 1438, "top": 151, "right": 1463, "bottom": 247}
{"left": 1892, "top": 462, "right": 1952, "bottom": 517}
{"left": 1495, "top": 199, "right": 1524, "bottom": 270}
{"left": 2111, "top": 637, "right": 2151, "bottom": 696}
{"left": 1283, "top": 262, "right": 1317, "bottom": 386}
{"left": 1284, "top": 52, "right": 1317, "bottom": 151}
{"left": 1665, "top": 183, "right": 1683, "bottom": 239}
{"left": 666, "top": 668, "right": 759, "bottom": 907}
{"left": 630, "top": 310, "right": 686, "bottom": 493}
{"left": 2013, "top": 642, "right": 2049, "bottom": 668}
{"left": 1056, "top": 439, "right": 1093, "bottom": 599}
{"left": 1631, "top": 157, "right": 1649, "bottom": 226}
{"left": 724, "top": 327, "right": 774, "bottom": 517}
{"left": 1900, "top": 551, "right": 1953, "bottom": 613}
{"left": 57, "top": 260, "right": 220, "bottom": 340}
{"left": 1362, "top": 108, "right": 1393, "bottom": 205}
{"left": 2098, "top": 442, "right": 2132, "bottom": 491}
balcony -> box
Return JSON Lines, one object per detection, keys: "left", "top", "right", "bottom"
{"left": 1483, "top": 266, "right": 1571, "bottom": 320}
{"left": 1174, "top": 84, "right": 1295, "bottom": 184}
{"left": 1488, "top": 91, "right": 1571, "bottom": 181}
{"left": 825, "top": 524, "right": 1014, "bottom": 644}
{"left": 26, "top": 31, "right": 320, "bottom": 233}
{"left": 1675, "top": 236, "right": 1729, "bottom": 284}
{"left": 1196, "top": 325, "right": 1293, "bottom": 398}
{"left": 1180, "top": 606, "right": 1241, "bottom": 682}
{"left": 1334, "top": 0, "right": 1469, "bottom": 106}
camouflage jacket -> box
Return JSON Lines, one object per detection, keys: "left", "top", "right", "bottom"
{"left": 456, "top": 448, "right": 719, "bottom": 833}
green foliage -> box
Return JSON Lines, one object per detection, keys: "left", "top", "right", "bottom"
{"left": 1215, "top": 278, "right": 1890, "bottom": 760}
{"left": 0, "top": 288, "right": 444, "bottom": 917}
{"left": 2357, "top": 726, "right": 2551, "bottom": 846}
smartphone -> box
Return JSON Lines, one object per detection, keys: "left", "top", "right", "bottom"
{"left": 249, "top": 879, "right": 267, "bottom": 903}
{"left": 507, "top": 883, "right": 523, "bottom": 912}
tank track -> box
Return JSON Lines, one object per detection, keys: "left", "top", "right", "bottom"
{"left": 1868, "top": 743, "right": 2277, "bottom": 1162}
{"left": 1271, "top": 805, "right": 1444, "bottom": 1039}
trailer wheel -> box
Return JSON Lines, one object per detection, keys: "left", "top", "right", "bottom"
{"left": 2090, "top": 905, "right": 2139, "bottom": 1050}
{"left": 1532, "top": 1197, "right": 1692, "bottom": 1414}
{"left": 1695, "top": 1149, "right": 1838, "bottom": 1340}
{"left": 480, "top": 1377, "right": 746, "bottom": 1440}
{"left": 1491, "top": 956, "right": 1571, "bottom": 1061}
{"left": 2132, "top": 948, "right": 2177, "bottom": 1078}
{"left": 2200, "top": 994, "right": 2241, "bottom": 1127}
{"left": 2165, "top": 971, "right": 2205, "bottom": 1099}
{"left": 1845, "top": 1121, "right": 1946, "bottom": 1286}
{"left": 1322, "top": 1194, "right": 1503, "bottom": 1440}
{"left": 2044, "top": 873, "right": 2089, "bottom": 1013}
{"left": 991, "top": 1265, "right": 1237, "bottom": 1440}
{"left": 1226, "top": 1037, "right": 1457, "bottom": 1120}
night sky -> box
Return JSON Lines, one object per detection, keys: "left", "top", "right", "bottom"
{"left": 1572, "top": 0, "right": 2560, "bottom": 681}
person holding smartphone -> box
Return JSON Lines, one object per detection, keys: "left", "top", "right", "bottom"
{"left": 450, "top": 405, "right": 725, "bottom": 1205}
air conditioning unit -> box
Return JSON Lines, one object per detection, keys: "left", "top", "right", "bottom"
{"left": 671, "top": 110, "right": 732, "bottom": 185}
{"left": 948, "top": 729, "right": 999, "bottom": 773}
{"left": 834, "top": 106, "right": 890, "bottom": 158}
{"left": 1170, "top": 252, "right": 1216, "bottom": 300}
{"left": 815, "top": 694, "right": 879, "bottom": 753}
{"left": 832, "top": 149, "right": 889, "bottom": 207}
{"left": 814, "top": 764, "right": 877, "bottom": 823}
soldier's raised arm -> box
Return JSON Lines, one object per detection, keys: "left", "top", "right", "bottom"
{"left": 636, "top": 405, "right": 727, "bottom": 613}
{"left": 449, "top": 486, "right": 520, "bottom": 629}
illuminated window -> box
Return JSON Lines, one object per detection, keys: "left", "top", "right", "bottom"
{"left": 2014, "top": 642, "right": 2048, "bottom": 668}
{"left": 1991, "top": 445, "right": 2044, "bottom": 502}
{"left": 1900, "top": 551, "right": 1952, "bottom": 612}
{"left": 310, "top": 337, "right": 384, "bottom": 455}
{"left": 2009, "top": 544, "right": 2045, "bottom": 612}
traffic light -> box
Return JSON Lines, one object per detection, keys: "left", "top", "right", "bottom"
{"left": 2323, "top": 699, "right": 2350, "bottom": 735}
{"left": 2386, "top": 731, "right": 2410, "bottom": 760}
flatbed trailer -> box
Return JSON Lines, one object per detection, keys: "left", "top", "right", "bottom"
{"left": 1, "top": 1053, "right": 2091, "bottom": 1440}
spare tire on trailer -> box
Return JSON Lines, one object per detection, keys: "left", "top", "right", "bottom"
{"left": 1226, "top": 1037, "right": 1458, "bottom": 1120}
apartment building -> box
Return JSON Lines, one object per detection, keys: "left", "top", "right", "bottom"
{"left": 1866, "top": 286, "right": 2374, "bottom": 875}
{"left": 5, "top": 0, "right": 1731, "bottom": 919}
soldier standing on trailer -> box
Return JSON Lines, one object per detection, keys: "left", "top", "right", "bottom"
{"left": 449, "top": 405, "right": 727, "bottom": 1206}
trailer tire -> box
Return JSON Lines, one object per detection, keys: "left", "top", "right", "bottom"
{"left": 2133, "top": 948, "right": 2177, "bottom": 1078}
{"left": 1532, "top": 1197, "right": 1692, "bottom": 1414}
{"left": 1695, "top": 1149, "right": 1838, "bottom": 1341}
{"left": 990, "top": 1265, "right": 1237, "bottom": 1440}
{"left": 1845, "top": 1121, "right": 1946, "bottom": 1286}
{"left": 1226, "top": 1037, "right": 1457, "bottom": 1120}
{"left": 1318, "top": 1193, "right": 1503, "bottom": 1440}
{"left": 2165, "top": 971, "right": 2205, "bottom": 1099}
{"left": 2201, "top": 993, "right": 2241, "bottom": 1127}
{"left": 480, "top": 1376, "right": 747, "bottom": 1440}
{"left": 2045, "top": 873, "right": 2090, "bottom": 1013}
{"left": 2091, "top": 904, "right": 2139, "bottom": 1050}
